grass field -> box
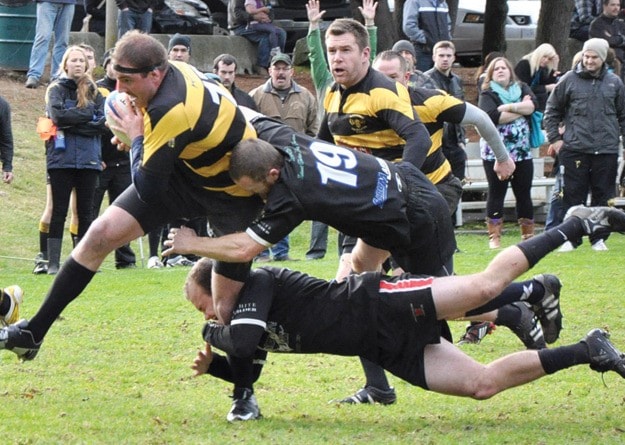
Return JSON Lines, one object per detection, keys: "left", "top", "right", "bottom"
{"left": 2, "top": 77, "right": 625, "bottom": 444}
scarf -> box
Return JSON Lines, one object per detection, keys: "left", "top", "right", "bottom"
{"left": 489, "top": 80, "right": 522, "bottom": 104}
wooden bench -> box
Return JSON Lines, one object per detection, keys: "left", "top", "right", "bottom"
{"left": 456, "top": 177, "right": 556, "bottom": 227}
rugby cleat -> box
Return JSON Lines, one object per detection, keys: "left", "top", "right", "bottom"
{"left": 339, "top": 385, "right": 397, "bottom": 405}
{"left": 457, "top": 321, "right": 496, "bottom": 345}
{"left": 508, "top": 302, "right": 546, "bottom": 350}
{"left": 227, "top": 388, "right": 261, "bottom": 422}
{"left": 0, "top": 320, "right": 41, "bottom": 361}
{"left": 531, "top": 274, "right": 563, "bottom": 344}
{"left": 564, "top": 205, "right": 625, "bottom": 235}
{"left": 582, "top": 329, "right": 625, "bottom": 378}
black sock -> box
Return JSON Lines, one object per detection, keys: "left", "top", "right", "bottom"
{"left": 537, "top": 342, "right": 589, "bottom": 374}
{"left": 518, "top": 219, "right": 583, "bottom": 268}
{"left": 0, "top": 289, "right": 9, "bottom": 317}
{"left": 494, "top": 304, "right": 522, "bottom": 328}
{"left": 28, "top": 256, "right": 96, "bottom": 342}
{"left": 360, "top": 356, "right": 391, "bottom": 390}
{"left": 39, "top": 230, "right": 48, "bottom": 256}
{"left": 466, "top": 280, "right": 537, "bottom": 316}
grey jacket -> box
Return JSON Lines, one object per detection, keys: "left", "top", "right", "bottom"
{"left": 544, "top": 63, "right": 625, "bottom": 154}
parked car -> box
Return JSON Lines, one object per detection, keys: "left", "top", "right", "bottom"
{"left": 71, "top": 0, "right": 219, "bottom": 36}
{"left": 453, "top": 0, "right": 541, "bottom": 66}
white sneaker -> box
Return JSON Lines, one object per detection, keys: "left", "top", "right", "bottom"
{"left": 2, "top": 285, "right": 23, "bottom": 326}
{"left": 558, "top": 241, "right": 575, "bottom": 252}
{"left": 147, "top": 256, "right": 164, "bottom": 269}
{"left": 591, "top": 239, "right": 609, "bottom": 251}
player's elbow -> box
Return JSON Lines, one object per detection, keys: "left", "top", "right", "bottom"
{"left": 229, "top": 341, "right": 259, "bottom": 358}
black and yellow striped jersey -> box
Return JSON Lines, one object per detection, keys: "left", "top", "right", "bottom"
{"left": 410, "top": 88, "right": 466, "bottom": 185}
{"left": 321, "top": 68, "right": 431, "bottom": 168}
{"left": 140, "top": 61, "right": 257, "bottom": 197}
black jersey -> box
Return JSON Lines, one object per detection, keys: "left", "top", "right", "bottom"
{"left": 134, "top": 61, "right": 257, "bottom": 207}
{"left": 321, "top": 67, "right": 432, "bottom": 168}
{"left": 250, "top": 117, "right": 456, "bottom": 275}
{"left": 411, "top": 88, "right": 466, "bottom": 184}
{"left": 249, "top": 117, "right": 411, "bottom": 251}
{"left": 204, "top": 267, "right": 445, "bottom": 388}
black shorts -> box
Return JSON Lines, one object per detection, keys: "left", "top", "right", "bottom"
{"left": 113, "top": 180, "right": 263, "bottom": 281}
{"left": 368, "top": 276, "right": 450, "bottom": 389}
{"left": 390, "top": 163, "right": 456, "bottom": 276}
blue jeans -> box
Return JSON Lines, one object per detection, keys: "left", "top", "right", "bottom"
{"left": 27, "top": 1, "right": 75, "bottom": 80}
{"left": 117, "top": 8, "right": 153, "bottom": 38}
{"left": 415, "top": 47, "right": 434, "bottom": 72}
{"left": 258, "top": 236, "right": 289, "bottom": 259}
{"left": 233, "top": 24, "right": 286, "bottom": 68}
{"left": 305, "top": 221, "right": 327, "bottom": 259}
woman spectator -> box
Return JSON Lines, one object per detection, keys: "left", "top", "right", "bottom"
{"left": 475, "top": 51, "right": 505, "bottom": 94}
{"left": 478, "top": 57, "right": 538, "bottom": 249}
{"left": 44, "top": 45, "right": 105, "bottom": 274}
{"left": 514, "top": 43, "right": 560, "bottom": 112}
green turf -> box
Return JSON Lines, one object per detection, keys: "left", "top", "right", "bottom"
{"left": 1, "top": 82, "right": 625, "bottom": 444}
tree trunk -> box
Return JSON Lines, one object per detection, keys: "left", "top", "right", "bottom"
{"left": 536, "top": 0, "right": 576, "bottom": 70}
{"left": 447, "top": 0, "right": 458, "bottom": 34}
{"left": 482, "top": 0, "right": 508, "bottom": 59}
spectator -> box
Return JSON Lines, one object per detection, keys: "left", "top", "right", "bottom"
{"left": 544, "top": 38, "right": 625, "bottom": 251}
{"left": 227, "top": 0, "right": 285, "bottom": 76}
{"left": 213, "top": 54, "right": 258, "bottom": 110}
{"left": 391, "top": 39, "right": 436, "bottom": 89}
{"left": 0, "top": 95, "right": 14, "bottom": 185}
{"left": 44, "top": 45, "right": 106, "bottom": 274}
{"left": 514, "top": 44, "right": 560, "bottom": 113}
{"left": 249, "top": 53, "right": 319, "bottom": 262}
{"left": 478, "top": 56, "right": 538, "bottom": 249}
{"left": 475, "top": 51, "right": 505, "bottom": 94}
{"left": 93, "top": 49, "right": 137, "bottom": 270}
{"left": 425, "top": 41, "right": 467, "bottom": 183}
{"left": 570, "top": 0, "right": 603, "bottom": 42}
{"left": 589, "top": 0, "right": 625, "bottom": 80}
{"left": 115, "top": 0, "right": 155, "bottom": 38}
{"left": 402, "top": 0, "right": 451, "bottom": 72}
{"left": 167, "top": 33, "right": 191, "bottom": 63}
{"left": 25, "top": 0, "right": 77, "bottom": 88}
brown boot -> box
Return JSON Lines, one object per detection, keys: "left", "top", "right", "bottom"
{"left": 486, "top": 218, "right": 503, "bottom": 249}
{"left": 518, "top": 218, "right": 535, "bottom": 240}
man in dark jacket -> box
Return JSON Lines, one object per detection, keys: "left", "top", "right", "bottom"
{"left": 590, "top": 0, "right": 625, "bottom": 79}
{"left": 402, "top": 0, "right": 451, "bottom": 72}
{"left": 545, "top": 37, "right": 625, "bottom": 251}
{"left": 212, "top": 54, "right": 258, "bottom": 111}
{"left": 115, "top": 0, "right": 156, "bottom": 38}
{"left": 0, "top": 95, "right": 14, "bottom": 184}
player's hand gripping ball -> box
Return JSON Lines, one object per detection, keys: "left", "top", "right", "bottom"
{"left": 105, "top": 90, "right": 135, "bottom": 146}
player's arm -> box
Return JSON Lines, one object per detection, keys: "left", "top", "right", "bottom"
{"left": 164, "top": 227, "right": 266, "bottom": 263}
{"left": 203, "top": 271, "right": 274, "bottom": 357}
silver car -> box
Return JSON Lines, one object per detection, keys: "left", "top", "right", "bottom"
{"left": 453, "top": 0, "right": 541, "bottom": 65}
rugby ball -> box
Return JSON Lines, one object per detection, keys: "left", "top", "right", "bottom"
{"left": 105, "top": 90, "right": 134, "bottom": 146}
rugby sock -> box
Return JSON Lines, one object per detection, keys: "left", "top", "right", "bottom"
{"left": 28, "top": 256, "right": 96, "bottom": 342}
{"left": 38, "top": 222, "right": 49, "bottom": 255}
{"left": 493, "top": 304, "right": 522, "bottom": 329}
{"left": 537, "top": 343, "right": 589, "bottom": 374}
{"left": 517, "top": 218, "right": 583, "bottom": 268}
{"left": 466, "top": 279, "right": 539, "bottom": 316}
{"left": 0, "top": 289, "right": 9, "bottom": 317}
{"left": 360, "top": 357, "right": 392, "bottom": 390}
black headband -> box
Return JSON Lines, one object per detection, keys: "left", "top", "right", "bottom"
{"left": 113, "top": 63, "right": 159, "bottom": 74}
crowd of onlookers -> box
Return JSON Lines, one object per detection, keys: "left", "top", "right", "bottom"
{"left": 1, "top": 0, "right": 624, "bottom": 274}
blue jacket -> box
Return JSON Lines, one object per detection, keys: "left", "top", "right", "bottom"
{"left": 45, "top": 77, "right": 105, "bottom": 170}
{"left": 402, "top": 0, "right": 451, "bottom": 50}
